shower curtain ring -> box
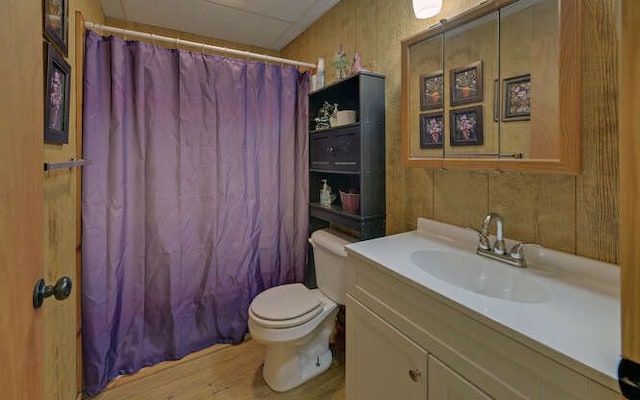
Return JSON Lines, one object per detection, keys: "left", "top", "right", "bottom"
{"left": 150, "top": 33, "right": 155, "bottom": 46}
{"left": 201, "top": 42, "right": 206, "bottom": 54}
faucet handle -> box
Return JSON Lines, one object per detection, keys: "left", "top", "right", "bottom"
{"left": 466, "top": 226, "right": 490, "bottom": 250}
{"left": 509, "top": 241, "right": 540, "bottom": 259}
{"left": 509, "top": 242, "right": 525, "bottom": 259}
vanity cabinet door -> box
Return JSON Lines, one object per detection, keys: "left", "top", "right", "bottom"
{"left": 429, "top": 355, "right": 493, "bottom": 400}
{"left": 346, "top": 295, "right": 427, "bottom": 400}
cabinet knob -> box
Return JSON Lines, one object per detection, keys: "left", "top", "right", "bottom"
{"left": 408, "top": 369, "right": 422, "bottom": 382}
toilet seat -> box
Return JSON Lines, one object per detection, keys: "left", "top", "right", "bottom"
{"left": 250, "top": 283, "right": 323, "bottom": 329}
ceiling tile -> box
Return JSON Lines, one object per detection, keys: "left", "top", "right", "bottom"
{"left": 101, "top": 0, "right": 340, "bottom": 50}
{"left": 100, "top": 0, "right": 125, "bottom": 19}
{"left": 123, "top": 0, "right": 292, "bottom": 49}
{"left": 201, "top": 0, "right": 319, "bottom": 22}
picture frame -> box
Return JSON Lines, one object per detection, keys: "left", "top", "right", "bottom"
{"left": 419, "top": 112, "right": 444, "bottom": 149}
{"left": 43, "top": 0, "right": 68, "bottom": 57}
{"left": 450, "top": 106, "right": 483, "bottom": 146}
{"left": 503, "top": 74, "right": 531, "bottom": 121}
{"left": 44, "top": 43, "right": 71, "bottom": 144}
{"left": 420, "top": 70, "right": 444, "bottom": 110}
{"left": 449, "top": 61, "right": 483, "bottom": 106}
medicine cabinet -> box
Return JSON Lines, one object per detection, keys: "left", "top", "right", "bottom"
{"left": 401, "top": 0, "right": 581, "bottom": 174}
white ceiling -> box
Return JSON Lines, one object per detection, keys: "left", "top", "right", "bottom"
{"left": 100, "top": 0, "right": 340, "bottom": 50}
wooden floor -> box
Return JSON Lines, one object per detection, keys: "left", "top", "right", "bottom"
{"left": 87, "top": 337, "right": 345, "bottom": 400}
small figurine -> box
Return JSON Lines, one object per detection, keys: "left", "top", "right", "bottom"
{"left": 350, "top": 52, "right": 362, "bottom": 74}
{"left": 332, "top": 44, "right": 350, "bottom": 80}
{"left": 314, "top": 101, "right": 338, "bottom": 130}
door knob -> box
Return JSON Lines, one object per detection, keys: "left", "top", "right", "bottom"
{"left": 33, "top": 276, "right": 72, "bottom": 309}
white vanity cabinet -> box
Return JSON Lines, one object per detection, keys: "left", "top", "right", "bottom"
{"left": 346, "top": 296, "right": 427, "bottom": 399}
{"left": 345, "top": 252, "right": 619, "bottom": 400}
{"left": 347, "top": 294, "right": 491, "bottom": 400}
{"left": 429, "top": 356, "right": 492, "bottom": 400}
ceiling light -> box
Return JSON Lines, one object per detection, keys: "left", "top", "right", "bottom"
{"left": 413, "top": 0, "right": 442, "bottom": 19}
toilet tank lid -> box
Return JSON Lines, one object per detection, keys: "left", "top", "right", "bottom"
{"left": 309, "top": 229, "right": 357, "bottom": 257}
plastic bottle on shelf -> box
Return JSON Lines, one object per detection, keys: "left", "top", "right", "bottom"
{"left": 317, "top": 58, "right": 325, "bottom": 89}
{"left": 320, "top": 179, "right": 332, "bottom": 206}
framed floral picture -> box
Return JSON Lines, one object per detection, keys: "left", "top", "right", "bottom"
{"left": 503, "top": 74, "right": 531, "bottom": 121}
{"left": 420, "top": 70, "right": 444, "bottom": 110}
{"left": 420, "top": 112, "right": 444, "bottom": 149}
{"left": 44, "top": 43, "right": 71, "bottom": 144}
{"left": 43, "top": 0, "right": 68, "bottom": 57}
{"left": 449, "top": 61, "right": 483, "bottom": 106}
{"left": 450, "top": 106, "right": 483, "bottom": 146}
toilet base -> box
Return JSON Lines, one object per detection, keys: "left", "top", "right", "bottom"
{"left": 261, "top": 309, "right": 337, "bottom": 392}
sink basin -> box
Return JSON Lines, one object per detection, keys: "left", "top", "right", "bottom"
{"left": 410, "top": 250, "right": 551, "bottom": 303}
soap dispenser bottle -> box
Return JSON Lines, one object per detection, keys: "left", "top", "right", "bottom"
{"left": 320, "top": 179, "right": 332, "bottom": 207}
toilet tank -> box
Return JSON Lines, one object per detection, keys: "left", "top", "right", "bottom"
{"left": 308, "top": 229, "right": 356, "bottom": 305}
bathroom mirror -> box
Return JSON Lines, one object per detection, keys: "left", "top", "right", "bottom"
{"left": 401, "top": 0, "right": 581, "bottom": 174}
{"left": 407, "top": 34, "right": 444, "bottom": 159}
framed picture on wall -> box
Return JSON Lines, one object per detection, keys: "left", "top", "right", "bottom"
{"left": 44, "top": 43, "right": 71, "bottom": 144}
{"left": 450, "top": 106, "right": 483, "bottom": 146}
{"left": 503, "top": 74, "right": 531, "bottom": 121}
{"left": 420, "top": 70, "right": 444, "bottom": 110}
{"left": 419, "top": 112, "right": 444, "bottom": 149}
{"left": 43, "top": 0, "right": 68, "bottom": 57}
{"left": 450, "top": 61, "right": 483, "bottom": 106}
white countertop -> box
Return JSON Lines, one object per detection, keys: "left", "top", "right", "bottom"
{"left": 345, "top": 218, "right": 620, "bottom": 391}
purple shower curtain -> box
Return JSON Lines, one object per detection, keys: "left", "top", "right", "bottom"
{"left": 81, "top": 31, "right": 309, "bottom": 396}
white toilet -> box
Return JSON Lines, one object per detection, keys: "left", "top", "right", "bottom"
{"left": 248, "top": 228, "right": 355, "bottom": 392}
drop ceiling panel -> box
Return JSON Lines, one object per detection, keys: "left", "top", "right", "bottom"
{"left": 100, "top": 0, "right": 124, "bottom": 18}
{"left": 122, "top": 0, "right": 290, "bottom": 48}
{"left": 201, "top": 0, "right": 319, "bottom": 22}
{"left": 100, "top": 0, "right": 339, "bottom": 50}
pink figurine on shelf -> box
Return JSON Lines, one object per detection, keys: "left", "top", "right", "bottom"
{"left": 351, "top": 52, "right": 363, "bottom": 74}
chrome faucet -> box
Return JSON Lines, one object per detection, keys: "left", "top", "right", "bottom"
{"left": 481, "top": 212, "right": 505, "bottom": 254}
{"left": 475, "top": 212, "right": 526, "bottom": 268}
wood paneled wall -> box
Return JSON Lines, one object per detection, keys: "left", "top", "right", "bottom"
{"left": 42, "top": 2, "right": 105, "bottom": 400}
{"left": 282, "top": 0, "right": 619, "bottom": 264}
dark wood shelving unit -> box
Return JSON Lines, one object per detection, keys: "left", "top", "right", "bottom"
{"left": 308, "top": 72, "right": 386, "bottom": 241}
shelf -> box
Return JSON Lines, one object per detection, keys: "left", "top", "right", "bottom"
{"left": 309, "top": 203, "right": 385, "bottom": 239}
{"left": 308, "top": 71, "right": 385, "bottom": 95}
{"left": 310, "top": 202, "right": 361, "bottom": 219}
{"left": 310, "top": 122, "right": 360, "bottom": 135}
{"left": 310, "top": 169, "right": 360, "bottom": 175}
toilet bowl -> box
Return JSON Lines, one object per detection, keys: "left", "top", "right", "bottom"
{"left": 248, "top": 229, "right": 355, "bottom": 392}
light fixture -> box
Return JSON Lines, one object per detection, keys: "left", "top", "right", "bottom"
{"left": 412, "top": 0, "right": 442, "bottom": 19}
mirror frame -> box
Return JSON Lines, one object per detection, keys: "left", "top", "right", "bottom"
{"left": 401, "top": 0, "right": 581, "bottom": 174}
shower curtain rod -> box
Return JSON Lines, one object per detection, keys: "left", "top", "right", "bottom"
{"left": 84, "top": 22, "right": 317, "bottom": 69}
